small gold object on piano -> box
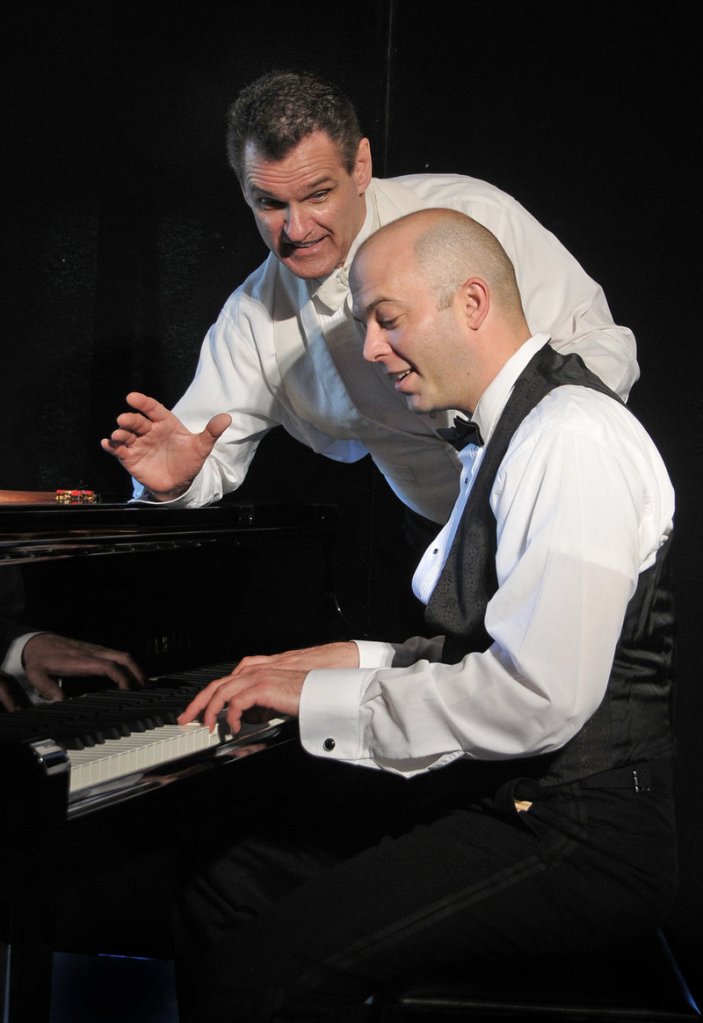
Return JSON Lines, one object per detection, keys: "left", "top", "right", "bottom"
{"left": 55, "top": 489, "right": 99, "bottom": 505}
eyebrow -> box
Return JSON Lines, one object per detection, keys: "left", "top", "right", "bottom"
{"left": 351, "top": 296, "right": 400, "bottom": 324}
{"left": 247, "top": 175, "right": 336, "bottom": 199}
{"left": 365, "top": 296, "right": 397, "bottom": 315}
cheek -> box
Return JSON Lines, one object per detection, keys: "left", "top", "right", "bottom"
{"left": 319, "top": 195, "right": 354, "bottom": 235}
{"left": 253, "top": 215, "right": 278, "bottom": 246}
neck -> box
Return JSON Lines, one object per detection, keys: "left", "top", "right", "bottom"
{"left": 464, "top": 323, "right": 532, "bottom": 412}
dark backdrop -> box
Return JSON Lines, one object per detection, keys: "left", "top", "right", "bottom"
{"left": 4, "top": 0, "right": 701, "bottom": 993}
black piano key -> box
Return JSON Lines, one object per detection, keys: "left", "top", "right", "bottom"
{"left": 0, "top": 662, "right": 237, "bottom": 752}
{"left": 0, "top": 712, "right": 93, "bottom": 750}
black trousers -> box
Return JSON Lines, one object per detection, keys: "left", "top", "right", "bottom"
{"left": 173, "top": 754, "right": 677, "bottom": 1023}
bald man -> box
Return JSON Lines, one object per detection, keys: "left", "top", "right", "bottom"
{"left": 173, "top": 210, "right": 676, "bottom": 1023}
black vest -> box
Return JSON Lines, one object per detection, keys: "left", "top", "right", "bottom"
{"left": 424, "top": 343, "right": 675, "bottom": 786}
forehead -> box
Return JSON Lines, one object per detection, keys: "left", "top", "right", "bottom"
{"left": 351, "top": 241, "right": 423, "bottom": 312}
{"left": 243, "top": 131, "right": 349, "bottom": 196}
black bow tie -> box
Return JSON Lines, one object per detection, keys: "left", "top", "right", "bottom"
{"left": 436, "top": 416, "right": 484, "bottom": 450}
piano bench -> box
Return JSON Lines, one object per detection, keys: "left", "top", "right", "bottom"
{"left": 375, "top": 929, "right": 700, "bottom": 1021}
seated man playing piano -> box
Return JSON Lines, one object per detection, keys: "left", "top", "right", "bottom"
{"left": 175, "top": 208, "right": 677, "bottom": 1023}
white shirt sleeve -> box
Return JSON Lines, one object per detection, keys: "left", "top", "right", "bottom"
{"left": 395, "top": 174, "right": 639, "bottom": 400}
{"left": 131, "top": 278, "right": 373, "bottom": 507}
{"left": 299, "top": 389, "right": 673, "bottom": 777}
{"left": 487, "top": 201, "right": 638, "bottom": 400}
{"left": 132, "top": 295, "right": 284, "bottom": 506}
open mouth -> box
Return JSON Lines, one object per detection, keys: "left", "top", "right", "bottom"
{"left": 391, "top": 369, "right": 413, "bottom": 384}
{"left": 282, "top": 236, "right": 327, "bottom": 255}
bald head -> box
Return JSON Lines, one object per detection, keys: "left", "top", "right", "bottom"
{"left": 357, "top": 207, "right": 524, "bottom": 316}
{"left": 351, "top": 209, "right": 532, "bottom": 416}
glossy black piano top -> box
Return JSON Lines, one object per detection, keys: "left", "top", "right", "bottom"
{"left": 0, "top": 501, "right": 338, "bottom": 564}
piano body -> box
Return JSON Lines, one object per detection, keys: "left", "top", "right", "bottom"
{"left": 0, "top": 500, "right": 344, "bottom": 1022}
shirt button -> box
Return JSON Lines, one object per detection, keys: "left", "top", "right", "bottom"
{"left": 323, "top": 737, "right": 336, "bottom": 752}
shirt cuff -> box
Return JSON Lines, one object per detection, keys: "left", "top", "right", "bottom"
{"left": 1, "top": 631, "right": 45, "bottom": 699}
{"left": 353, "top": 639, "right": 396, "bottom": 669}
{"left": 130, "top": 482, "right": 196, "bottom": 507}
{"left": 299, "top": 667, "right": 378, "bottom": 763}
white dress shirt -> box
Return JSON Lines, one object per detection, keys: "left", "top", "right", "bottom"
{"left": 299, "top": 336, "right": 674, "bottom": 777}
{"left": 133, "top": 174, "right": 639, "bottom": 525}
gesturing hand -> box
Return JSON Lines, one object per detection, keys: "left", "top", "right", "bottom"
{"left": 101, "top": 392, "right": 232, "bottom": 500}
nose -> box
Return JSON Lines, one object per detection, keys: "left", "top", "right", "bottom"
{"left": 283, "top": 203, "right": 311, "bottom": 242}
{"left": 362, "top": 323, "right": 392, "bottom": 363}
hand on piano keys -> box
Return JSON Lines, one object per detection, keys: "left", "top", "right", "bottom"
{"left": 21, "top": 633, "right": 145, "bottom": 703}
{"left": 0, "top": 663, "right": 290, "bottom": 811}
{"left": 178, "top": 641, "right": 360, "bottom": 735}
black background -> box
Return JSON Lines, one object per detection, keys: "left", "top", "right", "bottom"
{"left": 3, "top": 0, "right": 701, "bottom": 993}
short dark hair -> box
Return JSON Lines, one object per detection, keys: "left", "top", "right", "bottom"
{"left": 226, "top": 70, "right": 363, "bottom": 182}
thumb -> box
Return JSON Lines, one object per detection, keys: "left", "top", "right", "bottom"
{"left": 203, "top": 412, "right": 232, "bottom": 444}
{"left": 25, "top": 668, "right": 64, "bottom": 702}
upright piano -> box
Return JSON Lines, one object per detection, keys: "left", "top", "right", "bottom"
{"left": 0, "top": 499, "right": 345, "bottom": 1022}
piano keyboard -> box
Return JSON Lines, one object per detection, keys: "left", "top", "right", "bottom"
{"left": 67, "top": 720, "right": 227, "bottom": 793}
{"left": 0, "top": 662, "right": 289, "bottom": 810}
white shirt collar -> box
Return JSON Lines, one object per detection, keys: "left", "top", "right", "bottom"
{"left": 312, "top": 183, "right": 380, "bottom": 311}
{"left": 471, "top": 333, "right": 551, "bottom": 447}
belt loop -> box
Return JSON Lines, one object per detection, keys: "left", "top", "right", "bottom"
{"left": 633, "top": 768, "right": 651, "bottom": 793}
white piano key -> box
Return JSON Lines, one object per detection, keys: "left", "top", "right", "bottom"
{"left": 66, "top": 717, "right": 285, "bottom": 794}
{"left": 66, "top": 722, "right": 224, "bottom": 793}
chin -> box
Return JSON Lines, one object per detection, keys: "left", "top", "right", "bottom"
{"left": 284, "top": 258, "right": 335, "bottom": 280}
{"left": 407, "top": 397, "right": 429, "bottom": 414}
{"left": 279, "top": 242, "right": 340, "bottom": 281}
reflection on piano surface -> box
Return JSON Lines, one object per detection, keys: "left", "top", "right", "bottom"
{"left": 0, "top": 662, "right": 292, "bottom": 819}
{"left": 0, "top": 500, "right": 343, "bottom": 1023}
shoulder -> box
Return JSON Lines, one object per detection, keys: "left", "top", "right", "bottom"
{"left": 383, "top": 172, "right": 525, "bottom": 215}
{"left": 508, "top": 386, "right": 670, "bottom": 491}
{"left": 377, "top": 174, "right": 549, "bottom": 250}
{"left": 218, "top": 255, "right": 280, "bottom": 322}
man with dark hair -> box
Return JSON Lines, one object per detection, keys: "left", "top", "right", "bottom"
{"left": 173, "top": 209, "right": 676, "bottom": 1022}
{"left": 225, "top": 70, "right": 363, "bottom": 177}
{"left": 103, "top": 70, "right": 639, "bottom": 528}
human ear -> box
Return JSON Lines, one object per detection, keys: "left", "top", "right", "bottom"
{"left": 353, "top": 138, "right": 373, "bottom": 193}
{"left": 461, "top": 278, "right": 490, "bottom": 329}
